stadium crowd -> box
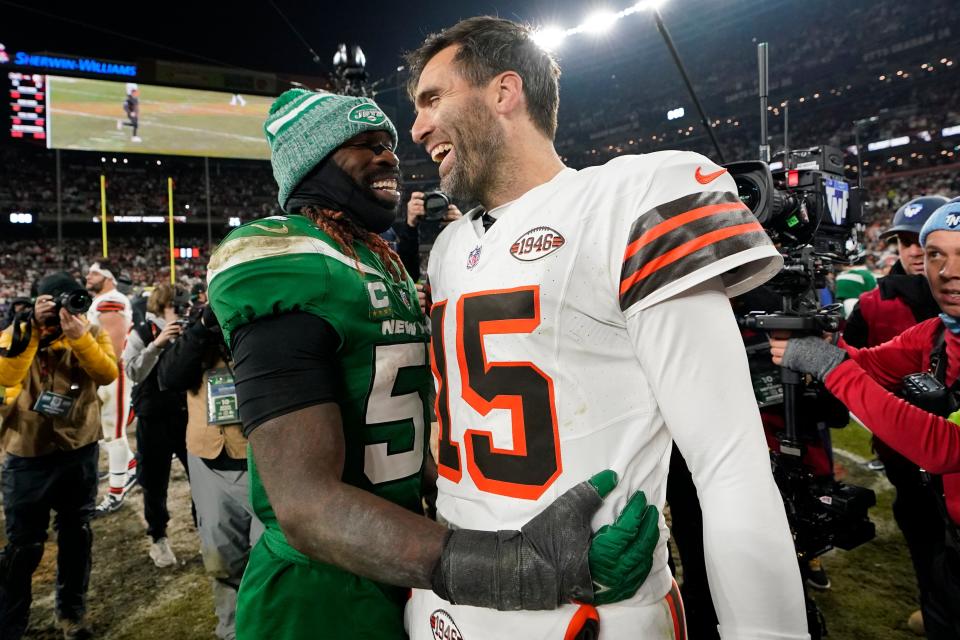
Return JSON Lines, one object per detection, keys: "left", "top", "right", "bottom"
{"left": 2, "top": 2, "right": 960, "bottom": 639}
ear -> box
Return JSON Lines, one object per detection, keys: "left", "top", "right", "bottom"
{"left": 491, "top": 71, "right": 524, "bottom": 116}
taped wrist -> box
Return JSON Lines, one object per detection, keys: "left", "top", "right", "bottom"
{"left": 431, "top": 529, "right": 515, "bottom": 609}
{"left": 431, "top": 480, "right": 600, "bottom": 611}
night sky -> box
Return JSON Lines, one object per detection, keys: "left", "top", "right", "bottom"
{"left": 1, "top": 0, "right": 785, "bottom": 85}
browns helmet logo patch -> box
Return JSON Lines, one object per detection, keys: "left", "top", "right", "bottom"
{"left": 429, "top": 609, "right": 464, "bottom": 640}
{"left": 510, "top": 227, "right": 565, "bottom": 261}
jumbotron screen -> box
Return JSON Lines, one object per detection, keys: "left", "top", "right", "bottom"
{"left": 45, "top": 76, "right": 273, "bottom": 159}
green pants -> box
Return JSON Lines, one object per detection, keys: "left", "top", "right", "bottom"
{"left": 236, "top": 535, "right": 408, "bottom": 639}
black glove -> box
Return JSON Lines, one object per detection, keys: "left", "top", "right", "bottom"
{"left": 782, "top": 336, "right": 847, "bottom": 381}
{"left": 431, "top": 470, "right": 616, "bottom": 611}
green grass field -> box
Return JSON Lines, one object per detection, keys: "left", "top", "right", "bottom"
{"left": 4, "top": 422, "right": 925, "bottom": 639}
{"left": 813, "top": 423, "right": 920, "bottom": 639}
{"left": 47, "top": 76, "right": 273, "bottom": 159}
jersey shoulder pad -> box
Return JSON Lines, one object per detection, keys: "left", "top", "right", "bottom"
{"left": 617, "top": 151, "right": 781, "bottom": 313}
{"left": 207, "top": 215, "right": 366, "bottom": 345}
{"left": 94, "top": 290, "right": 130, "bottom": 313}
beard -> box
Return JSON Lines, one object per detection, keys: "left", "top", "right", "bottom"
{"left": 441, "top": 99, "right": 506, "bottom": 204}
{"left": 86, "top": 280, "right": 103, "bottom": 295}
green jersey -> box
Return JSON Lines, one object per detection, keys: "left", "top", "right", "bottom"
{"left": 207, "top": 214, "right": 430, "bottom": 639}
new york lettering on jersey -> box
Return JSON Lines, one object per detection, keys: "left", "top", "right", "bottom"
{"left": 208, "top": 214, "right": 430, "bottom": 512}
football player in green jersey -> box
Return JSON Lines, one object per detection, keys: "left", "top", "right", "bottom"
{"left": 208, "top": 90, "right": 659, "bottom": 639}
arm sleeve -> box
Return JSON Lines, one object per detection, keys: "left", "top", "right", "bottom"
{"left": 123, "top": 328, "right": 162, "bottom": 384}
{"left": 230, "top": 312, "right": 341, "bottom": 437}
{"left": 628, "top": 277, "right": 809, "bottom": 639}
{"left": 842, "top": 320, "right": 934, "bottom": 389}
{"left": 70, "top": 328, "right": 119, "bottom": 386}
{"left": 617, "top": 152, "right": 782, "bottom": 315}
{"left": 0, "top": 324, "right": 39, "bottom": 388}
{"left": 156, "top": 321, "right": 217, "bottom": 392}
{"left": 824, "top": 358, "right": 960, "bottom": 474}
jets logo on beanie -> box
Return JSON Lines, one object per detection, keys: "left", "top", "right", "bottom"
{"left": 264, "top": 89, "right": 398, "bottom": 211}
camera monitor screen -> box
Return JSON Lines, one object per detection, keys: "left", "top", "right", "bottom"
{"left": 45, "top": 76, "right": 273, "bottom": 160}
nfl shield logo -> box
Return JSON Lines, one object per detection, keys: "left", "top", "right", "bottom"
{"left": 466, "top": 245, "right": 482, "bottom": 270}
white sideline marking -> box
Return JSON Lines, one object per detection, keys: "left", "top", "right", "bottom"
{"left": 49, "top": 107, "right": 264, "bottom": 143}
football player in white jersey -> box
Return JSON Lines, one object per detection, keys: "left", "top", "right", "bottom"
{"left": 405, "top": 17, "right": 808, "bottom": 640}
{"left": 85, "top": 261, "right": 137, "bottom": 515}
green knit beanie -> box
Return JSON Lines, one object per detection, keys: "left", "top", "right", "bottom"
{"left": 264, "top": 89, "right": 398, "bottom": 210}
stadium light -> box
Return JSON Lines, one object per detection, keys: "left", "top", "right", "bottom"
{"left": 532, "top": 27, "right": 567, "bottom": 50}
{"left": 531, "top": 0, "right": 668, "bottom": 49}
{"left": 582, "top": 10, "right": 618, "bottom": 33}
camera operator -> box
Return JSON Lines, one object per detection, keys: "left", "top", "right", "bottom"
{"left": 155, "top": 304, "right": 262, "bottom": 640}
{"left": 123, "top": 282, "right": 189, "bottom": 569}
{"left": 0, "top": 272, "right": 118, "bottom": 639}
{"left": 771, "top": 201, "right": 960, "bottom": 639}
{"left": 842, "top": 195, "right": 948, "bottom": 635}
{"left": 401, "top": 190, "right": 463, "bottom": 312}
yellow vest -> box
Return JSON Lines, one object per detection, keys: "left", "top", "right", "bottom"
{"left": 185, "top": 357, "right": 248, "bottom": 460}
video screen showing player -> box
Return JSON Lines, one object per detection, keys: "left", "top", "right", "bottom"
{"left": 46, "top": 76, "right": 273, "bottom": 159}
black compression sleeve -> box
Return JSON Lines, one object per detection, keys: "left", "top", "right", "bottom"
{"left": 230, "top": 312, "right": 342, "bottom": 437}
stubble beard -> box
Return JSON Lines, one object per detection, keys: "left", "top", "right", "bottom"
{"left": 441, "top": 100, "right": 506, "bottom": 205}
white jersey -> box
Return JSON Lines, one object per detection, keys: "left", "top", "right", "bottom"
{"left": 410, "top": 151, "right": 808, "bottom": 639}
{"left": 87, "top": 289, "right": 133, "bottom": 327}
{"left": 88, "top": 288, "right": 134, "bottom": 441}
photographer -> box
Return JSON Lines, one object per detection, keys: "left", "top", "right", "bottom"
{"left": 123, "top": 282, "right": 189, "bottom": 569}
{"left": 771, "top": 201, "right": 960, "bottom": 639}
{"left": 399, "top": 190, "right": 463, "bottom": 278}
{"left": 0, "top": 272, "right": 118, "bottom": 639}
{"left": 156, "top": 304, "right": 262, "bottom": 640}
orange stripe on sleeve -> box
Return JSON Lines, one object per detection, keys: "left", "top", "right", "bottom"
{"left": 623, "top": 202, "right": 748, "bottom": 262}
{"left": 620, "top": 221, "right": 764, "bottom": 295}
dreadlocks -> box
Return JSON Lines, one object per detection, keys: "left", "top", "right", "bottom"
{"left": 302, "top": 206, "right": 407, "bottom": 282}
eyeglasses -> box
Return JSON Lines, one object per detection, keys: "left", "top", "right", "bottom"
{"left": 343, "top": 140, "right": 396, "bottom": 156}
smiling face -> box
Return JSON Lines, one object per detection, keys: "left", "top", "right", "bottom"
{"left": 331, "top": 130, "right": 402, "bottom": 211}
{"left": 410, "top": 45, "right": 506, "bottom": 202}
{"left": 924, "top": 230, "right": 960, "bottom": 316}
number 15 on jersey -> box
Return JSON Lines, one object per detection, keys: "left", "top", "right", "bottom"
{"left": 430, "top": 286, "right": 562, "bottom": 501}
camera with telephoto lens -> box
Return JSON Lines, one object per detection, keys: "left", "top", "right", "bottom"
{"left": 50, "top": 290, "right": 92, "bottom": 321}
{"left": 423, "top": 190, "right": 450, "bottom": 222}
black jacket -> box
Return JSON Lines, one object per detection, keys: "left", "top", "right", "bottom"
{"left": 156, "top": 316, "right": 226, "bottom": 394}
{"left": 129, "top": 319, "right": 186, "bottom": 419}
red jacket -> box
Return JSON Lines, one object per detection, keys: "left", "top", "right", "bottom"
{"left": 829, "top": 319, "right": 960, "bottom": 524}
{"left": 856, "top": 287, "right": 919, "bottom": 347}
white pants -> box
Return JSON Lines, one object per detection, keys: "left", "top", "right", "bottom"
{"left": 405, "top": 579, "right": 685, "bottom": 640}
{"left": 98, "top": 369, "right": 132, "bottom": 442}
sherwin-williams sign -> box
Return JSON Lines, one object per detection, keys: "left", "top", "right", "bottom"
{"left": 12, "top": 52, "right": 137, "bottom": 77}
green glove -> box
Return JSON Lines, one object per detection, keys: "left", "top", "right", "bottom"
{"left": 588, "top": 482, "right": 660, "bottom": 605}
{"left": 433, "top": 469, "right": 619, "bottom": 610}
